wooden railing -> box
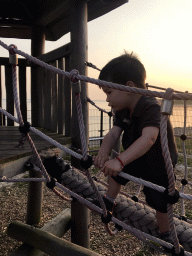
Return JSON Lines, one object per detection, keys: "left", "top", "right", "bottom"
{"left": 0, "top": 43, "right": 72, "bottom": 136}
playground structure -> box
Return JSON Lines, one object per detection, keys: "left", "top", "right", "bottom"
{"left": 0, "top": 1, "right": 128, "bottom": 253}
{"left": 1, "top": 39, "right": 192, "bottom": 255}
{"left": 1, "top": 1, "right": 192, "bottom": 255}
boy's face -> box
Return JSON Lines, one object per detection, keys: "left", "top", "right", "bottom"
{"left": 102, "top": 86, "right": 131, "bottom": 111}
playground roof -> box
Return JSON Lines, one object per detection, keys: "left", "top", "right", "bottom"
{"left": 0, "top": 0, "right": 128, "bottom": 41}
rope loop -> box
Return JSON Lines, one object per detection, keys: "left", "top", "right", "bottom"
{"left": 180, "top": 134, "right": 187, "bottom": 141}
{"left": 80, "top": 155, "right": 93, "bottom": 170}
{"left": 101, "top": 211, "right": 112, "bottom": 224}
{"left": 46, "top": 177, "right": 56, "bottom": 190}
{"left": 178, "top": 215, "right": 187, "bottom": 222}
{"left": 163, "top": 187, "right": 180, "bottom": 204}
{"left": 108, "top": 111, "right": 113, "bottom": 117}
{"left": 8, "top": 44, "right": 17, "bottom": 55}
{"left": 70, "top": 69, "right": 79, "bottom": 83}
{"left": 131, "top": 196, "right": 139, "bottom": 202}
{"left": 19, "top": 121, "right": 31, "bottom": 135}
{"left": 115, "top": 223, "right": 123, "bottom": 231}
{"left": 181, "top": 179, "right": 188, "bottom": 186}
{"left": 171, "top": 245, "right": 185, "bottom": 256}
{"left": 164, "top": 87, "right": 174, "bottom": 100}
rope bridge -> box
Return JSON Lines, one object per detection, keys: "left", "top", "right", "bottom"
{"left": 0, "top": 40, "right": 192, "bottom": 255}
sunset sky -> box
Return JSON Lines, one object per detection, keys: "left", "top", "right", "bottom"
{"left": 0, "top": 0, "right": 192, "bottom": 101}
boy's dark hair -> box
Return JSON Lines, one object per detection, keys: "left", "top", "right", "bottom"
{"left": 99, "top": 51, "right": 147, "bottom": 89}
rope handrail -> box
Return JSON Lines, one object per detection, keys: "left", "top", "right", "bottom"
{"left": 0, "top": 40, "right": 192, "bottom": 100}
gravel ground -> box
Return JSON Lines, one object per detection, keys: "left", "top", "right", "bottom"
{"left": 0, "top": 161, "right": 192, "bottom": 256}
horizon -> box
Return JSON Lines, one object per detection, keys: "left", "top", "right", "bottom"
{"left": 0, "top": 0, "right": 192, "bottom": 101}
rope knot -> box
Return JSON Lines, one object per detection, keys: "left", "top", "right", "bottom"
{"left": 80, "top": 155, "right": 93, "bottom": 169}
{"left": 164, "top": 88, "right": 174, "bottom": 100}
{"left": 9, "top": 44, "right": 17, "bottom": 55}
{"left": 70, "top": 69, "right": 79, "bottom": 83}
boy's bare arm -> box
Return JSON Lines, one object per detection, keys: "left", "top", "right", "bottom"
{"left": 101, "top": 126, "right": 159, "bottom": 177}
{"left": 118, "top": 126, "right": 159, "bottom": 166}
{"left": 93, "top": 126, "right": 122, "bottom": 168}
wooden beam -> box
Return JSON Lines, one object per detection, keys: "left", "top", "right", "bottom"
{"left": 7, "top": 221, "right": 101, "bottom": 256}
{"left": 64, "top": 55, "right": 71, "bottom": 137}
{"left": 26, "top": 168, "right": 43, "bottom": 225}
{"left": 5, "top": 66, "right": 14, "bottom": 126}
{"left": 38, "top": 43, "right": 72, "bottom": 63}
{"left": 0, "top": 65, "right": 2, "bottom": 126}
{"left": 70, "top": 0, "right": 90, "bottom": 249}
{"left": 57, "top": 58, "right": 65, "bottom": 134}
{"left": 31, "top": 25, "right": 45, "bottom": 127}
{"left": 51, "top": 60, "right": 58, "bottom": 132}
{"left": 19, "top": 66, "right": 27, "bottom": 121}
{"left": 0, "top": 58, "right": 31, "bottom": 67}
{"left": 9, "top": 208, "right": 71, "bottom": 256}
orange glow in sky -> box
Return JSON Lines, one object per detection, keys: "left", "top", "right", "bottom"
{"left": 0, "top": 0, "right": 192, "bottom": 101}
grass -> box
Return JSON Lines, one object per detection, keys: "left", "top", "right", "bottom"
{"left": 135, "top": 244, "right": 156, "bottom": 256}
{"left": 175, "top": 137, "right": 192, "bottom": 155}
{"left": 186, "top": 211, "right": 192, "bottom": 220}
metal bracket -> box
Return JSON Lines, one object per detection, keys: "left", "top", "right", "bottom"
{"left": 161, "top": 99, "right": 173, "bottom": 115}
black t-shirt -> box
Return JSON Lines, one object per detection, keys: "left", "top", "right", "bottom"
{"left": 113, "top": 96, "right": 178, "bottom": 177}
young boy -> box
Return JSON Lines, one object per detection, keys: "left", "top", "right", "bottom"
{"left": 92, "top": 52, "right": 178, "bottom": 244}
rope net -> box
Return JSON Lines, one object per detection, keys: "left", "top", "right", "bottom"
{"left": 0, "top": 40, "right": 192, "bottom": 255}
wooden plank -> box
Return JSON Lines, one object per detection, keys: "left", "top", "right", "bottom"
{"left": 38, "top": 43, "right": 72, "bottom": 63}
{"left": 43, "top": 68, "right": 52, "bottom": 130}
{"left": 9, "top": 208, "right": 71, "bottom": 256}
{"left": 0, "top": 57, "right": 31, "bottom": 67}
{"left": 0, "top": 127, "right": 72, "bottom": 164}
{"left": 0, "top": 65, "right": 2, "bottom": 125}
{"left": 5, "top": 66, "right": 14, "bottom": 126}
{"left": 37, "top": 67, "right": 45, "bottom": 128}
{"left": 64, "top": 56, "right": 71, "bottom": 137}
{"left": 51, "top": 61, "right": 58, "bottom": 132}
{"left": 58, "top": 58, "right": 64, "bottom": 134}
{"left": 7, "top": 221, "right": 101, "bottom": 256}
{"left": 31, "top": 26, "right": 45, "bottom": 127}
{"left": 19, "top": 66, "right": 27, "bottom": 121}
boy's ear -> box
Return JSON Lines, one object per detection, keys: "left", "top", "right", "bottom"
{"left": 126, "top": 81, "right": 135, "bottom": 87}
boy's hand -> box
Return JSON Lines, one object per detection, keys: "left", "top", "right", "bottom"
{"left": 92, "top": 155, "right": 109, "bottom": 169}
{"left": 101, "top": 159, "right": 122, "bottom": 177}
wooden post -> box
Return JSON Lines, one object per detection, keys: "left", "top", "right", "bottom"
{"left": 7, "top": 221, "right": 101, "bottom": 256}
{"left": 70, "top": 0, "right": 90, "bottom": 249}
{"left": 58, "top": 58, "right": 65, "bottom": 134}
{"left": 31, "top": 25, "right": 45, "bottom": 127}
{"left": 10, "top": 208, "right": 71, "bottom": 256}
{"left": 26, "top": 168, "right": 43, "bottom": 225}
{"left": 43, "top": 67, "right": 52, "bottom": 130}
{"left": 19, "top": 65, "right": 27, "bottom": 122}
{"left": 51, "top": 60, "right": 58, "bottom": 132}
{"left": 64, "top": 55, "right": 71, "bottom": 137}
{"left": 5, "top": 65, "right": 14, "bottom": 126}
{"left": 0, "top": 65, "right": 2, "bottom": 125}
{"left": 26, "top": 27, "right": 45, "bottom": 225}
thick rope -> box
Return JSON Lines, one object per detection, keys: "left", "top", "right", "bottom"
{"left": 181, "top": 98, "right": 188, "bottom": 218}
{"left": 74, "top": 91, "right": 115, "bottom": 235}
{"left": 160, "top": 88, "right": 180, "bottom": 254}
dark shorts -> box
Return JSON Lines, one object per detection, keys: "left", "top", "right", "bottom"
{"left": 112, "top": 166, "right": 171, "bottom": 213}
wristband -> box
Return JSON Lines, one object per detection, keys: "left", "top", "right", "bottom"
{"left": 115, "top": 156, "right": 124, "bottom": 169}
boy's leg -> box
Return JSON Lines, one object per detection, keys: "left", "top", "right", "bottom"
{"left": 106, "top": 176, "right": 121, "bottom": 199}
{"left": 156, "top": 211, "right": 170, "bottom": 233}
